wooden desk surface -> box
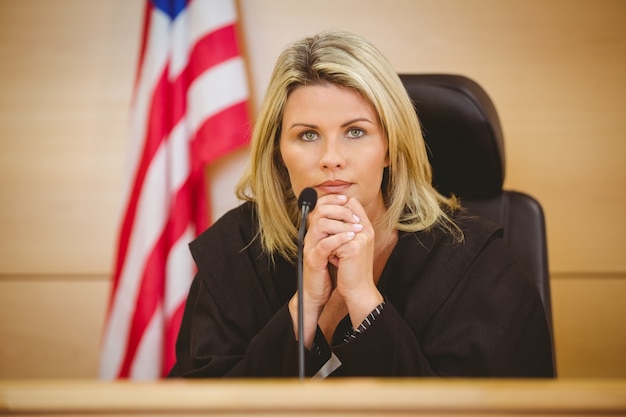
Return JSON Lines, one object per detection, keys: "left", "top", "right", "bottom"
{"left": 1, "top": 378, "right": 625, "bottom": 416}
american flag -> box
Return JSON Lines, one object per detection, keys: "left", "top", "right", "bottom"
{"left": 100, "top": 0, "right": 250, "bottom": 379}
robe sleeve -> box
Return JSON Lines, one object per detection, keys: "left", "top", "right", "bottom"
{"left": 168, "top": 273, "right": 330, "bottom": 377}
{"left": 330, "top": 302, "right": 437, "bottom": 376}
{"left": 329, "top": 229, "right": 555, "bottom": 377}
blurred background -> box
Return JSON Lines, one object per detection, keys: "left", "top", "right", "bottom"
{"left": 0, "top": 0, "right": 624, "bottom": 378}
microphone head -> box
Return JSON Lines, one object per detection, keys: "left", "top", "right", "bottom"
{"left": 297, "top": 187, "right": 317, "bottom": 211}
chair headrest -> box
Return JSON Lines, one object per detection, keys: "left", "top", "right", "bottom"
{"left": 399, "top": 74, "right": 505, "bottom": 198}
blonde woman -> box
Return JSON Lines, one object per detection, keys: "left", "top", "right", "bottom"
{"left": 169, "top": 31, "right": 554, "bottom": 378}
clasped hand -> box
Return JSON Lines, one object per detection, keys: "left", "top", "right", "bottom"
{"left": 290, "top": 193, "right": 384, "bottom": 347}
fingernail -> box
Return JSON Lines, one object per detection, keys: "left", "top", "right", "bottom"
{"left": 353, "top": 214, "right": 360, "bottom": 223}
{"left": 337, "top": 195, "right": 347, "bottom": 202}
{"left": 346, "top": 231, "right": 356, "bottom": 238}
{"left": 352, "top": 223, "right": 363, "bottom": 231}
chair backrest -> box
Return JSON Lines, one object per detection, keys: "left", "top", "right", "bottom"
{"left": 399, "top": 74, "right": 554, "bottom": 339}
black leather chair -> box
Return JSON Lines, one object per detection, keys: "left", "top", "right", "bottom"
{"left": 399, "top": 74, "right": 555, "bottom": 356}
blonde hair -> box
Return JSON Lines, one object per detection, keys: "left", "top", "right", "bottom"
{"left": 236, "top": 31, "right": 460, "bottom": 261}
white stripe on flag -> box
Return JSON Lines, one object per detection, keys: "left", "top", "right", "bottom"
{"left": 170, "top": 0, "right": 237, "bottom": 78}
{"left": 166, "top": 119, "right": 190, "bottom": 194}
{"left": 165, "top": 227, "right": 195, "bottom": 317}
{"left": 188, "top": 0, "right": 237, "bottom": 42}
{"left": 187, "top": 57, "right": 249, "bottom": 133}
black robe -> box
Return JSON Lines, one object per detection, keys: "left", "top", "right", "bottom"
{"left": 169, "top": 202, "right": 554, "bottom": 378}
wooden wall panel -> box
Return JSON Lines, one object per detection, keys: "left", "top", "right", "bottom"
{"left": 0, "top": 277, "right": 109, "bottom": 378}
{"left": 0, "top": 0, "right": 141, "bottom": 274}
{"left": 551, "top": 274, "right": 626, "bottom": 378}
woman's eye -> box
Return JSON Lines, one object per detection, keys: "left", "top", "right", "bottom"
{"left": 347, "top": 128, "right": 365, "bottom": 138}
{"left": 300, "top": 131, "right": 318, "bottom": 141}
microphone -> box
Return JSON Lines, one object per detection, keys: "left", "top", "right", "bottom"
{"left": 297, "top": 187, "right": 317, "bottom": 380}
{"left": 297, "top": 187, "right": 318, "bottom": 214}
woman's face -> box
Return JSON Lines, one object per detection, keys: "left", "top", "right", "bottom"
{"left": 279, "top": 83, "right": 389, "bottom": 220}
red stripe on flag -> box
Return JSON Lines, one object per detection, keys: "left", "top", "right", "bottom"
{"left": 187, "top": 24, "right": 242, "bottom": 85}
{"left": 191, "top": 101, "right": 251, "bottom": 169}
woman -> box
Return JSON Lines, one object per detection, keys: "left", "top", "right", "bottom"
{"left": 169, "top": 31, "right": 554, "bottom": 378}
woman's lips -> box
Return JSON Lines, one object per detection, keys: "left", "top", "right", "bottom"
{"left": 316, "top": 181, "right": 351, "bottom": 194}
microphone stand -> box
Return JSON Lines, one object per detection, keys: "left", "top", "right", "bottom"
{"left": 296, "top": 188, "right": 316, "bottom": 381}
{"left": 297, "top": 203, "right": 309, "bottom": 381}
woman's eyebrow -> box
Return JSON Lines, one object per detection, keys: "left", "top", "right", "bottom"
{"left": 287, "top": 122, "right": 318, "bottom": 131}
{"left": 341, "top": 117, "right": 374, "bottom": 127}
{"left": 287, "top": 118, "right": 374, "bottom": 131}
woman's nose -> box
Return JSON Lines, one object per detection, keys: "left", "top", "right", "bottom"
{"left": 319, "top": 139, "right": 345, "bottom": 170}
